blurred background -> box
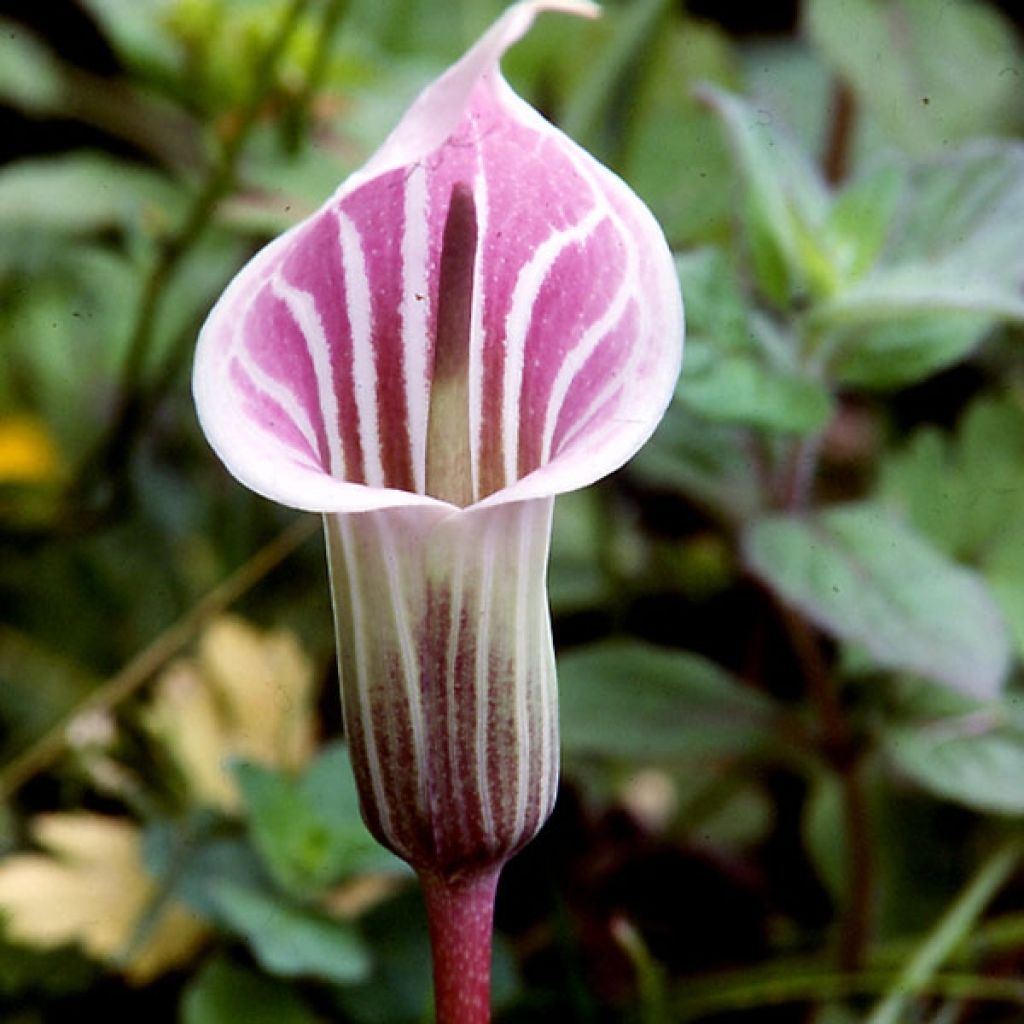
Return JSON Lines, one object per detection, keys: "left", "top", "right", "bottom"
{"left": 1, "top": 0, "right": 1024, "bottom": 1021}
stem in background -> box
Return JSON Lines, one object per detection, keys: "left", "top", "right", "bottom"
{"left": 420, "top": 868, "right": 501, "bottom": 1024}
{"left": 0, "top": 515, "right": 318, "bottom": 802}
{"left": 866, "top": 837, "right": 1024, "bottom": 1024}
{"left": 780, "top": 433, "right": 823, "bottom": 514}
{"left": 283, "top": 0, "right": 349, "bottom": 153}
{"left": 67, "top": 0, "right": 314, "bottom": 518}
{"left": 779, "top": 604, "right": 873, "bottom": 973}
{"left": 821, "top": 79, "right": 857, "bottom": 186}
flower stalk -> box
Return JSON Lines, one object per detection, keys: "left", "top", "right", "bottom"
{"left": 421, "top": 868, "right": 501, "bottom": 1024}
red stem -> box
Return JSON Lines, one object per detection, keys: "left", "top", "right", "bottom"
{"left": 420, "top": 867, "right": 501, "bottom": 1024}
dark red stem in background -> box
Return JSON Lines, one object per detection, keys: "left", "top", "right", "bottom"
{"left": 420, "top": 867, "right": 501, "bottom": 1024}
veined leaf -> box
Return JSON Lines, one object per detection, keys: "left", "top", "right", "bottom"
{"left": 209, "top": 881, "right": 371, "bottom": 985}
{"left": 183, "top": 956, "right": 321, "bottom": 1024}
{"left": 744, "top": 503, "right": 1011, "bottom": 699}
{"left": 814, "top": 143, "right": 1024, "bottom": 389}
{"left": 558, "top": 640, "right": 778, "bottom": 759}
{"left": 676, "top": 248, "right": 833, "bottom": 434}
{"left": 884, "top": 715, "right": 1024, "bottom": 816}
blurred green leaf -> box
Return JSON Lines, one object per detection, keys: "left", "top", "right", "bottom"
{"left": 815, "top": 142, "right": 1024, "bottom": 388}
{"left": 182, "top": 955, "right": 322, "bottom": 1024}
{"left": 807, "top": 0, "right": 1023, "bottom": 156}
{"left": 558, "top": 640, "right": 778, "bottom": 760}
{"left": 0, "top": 20, "right": 64, "bottom": 113}
{"left": 234, "top": 743, "right": 400, "bottom": 901}
{"left": 210, "top": 880, "right": 371, "bottom": 985}
{"left": 143, "top": 825, "right": 266, "bottom": 922}
{"left": 804, "top": 764, "right": 968, "bottom": 939}
{"left": 879, "top": 395, "right": 1024, "bottom": 657}
{"left": 744, "top": 503, "right": 1011, "bottom": 699}
{"left": 0, "top": 628, "right": 100, "bottom": 762}
{"left": 561, "top": 0, "right": 673, "bottom": 158}
{"left": 76, "top": 0, "right": 183, "bottom": 82}
{"left": 697, "top": 84, "right": 830, "bottom": 305}
{"left": 884, "top": 715, "right": 1024, "bottom": 815}
{"left": 621, "top": 16, "right": 737, "bottom": 245}
{"left": 0, "top": 153, "right": 181, "bottom": 235}
{"left": 629, "top": 401, "right": 762, "bottom": 523}
{"left": 549, "top": 489, "right": 607, "bottom": 615}
{"left": 0, "top": 936, "right": 97, "bottom": 999}
{"left": 681, "top": 340, "right": 833, "bottom": 435}
{"left": 824, "top": 164, "right": 904, "bottom": 283}
{"left": 676, "top": 247, "right": 832, "bottom": 434}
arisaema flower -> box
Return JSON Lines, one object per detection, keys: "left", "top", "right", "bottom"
{"left": 193, "top": 2, "right": 682, "bottom": 1019}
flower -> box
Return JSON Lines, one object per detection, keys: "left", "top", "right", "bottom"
{"left": 0, "top": 813, "right": 206, "bottom": 983}
{"left": 194, "top": 2, "right": 682, "bottom": 1015}
{"left": 146, "top": 615, "right": 316, "bottom": 811}
{"left": 0, "top": 415, "right": 61, "bottom": 484}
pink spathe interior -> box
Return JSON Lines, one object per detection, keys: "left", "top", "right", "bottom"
{"left": 197, "top": 55, "right": 681, "bottom": 513}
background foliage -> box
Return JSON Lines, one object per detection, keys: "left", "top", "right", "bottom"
{"left": 1, "top": 0, "right": 1023, "bottom": 1021}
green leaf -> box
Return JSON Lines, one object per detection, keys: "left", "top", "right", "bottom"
{"left": 744, "top": 503, "right": 1010, "bottom": 699}
{"left": 807, "top": 0, "right": 1023, "bottom": 156}
{"left": 697, "top": 85, "right": 829, "bottom": 306}
{"left": 0, "top": 20, "right": 64, "bottom": 113}
{"left": 824, "top": 164, "right": 904, "bottom": 283}
{"left": 549, "top": 489, "right": 607, "bottom": 615}
{"left": 235, "top": 743, "right": 400, "bottom": 901}
{"left": 629, "top": 402, "right": 762, "bottom": 523}
{"left": 557, "top": 640, "right": 778, "bottom": 760}
{"left": 182, "top": 956, "right": 321, "bottom": 1024}
{"left": 682, "top": 339, "right": 833, "bottom": 435}
{"left": 675, "top": 249, "right": 833, "bottom": 434}
{"left": 823, "top": 309, "right": 996, "bottom": 391}
{"left": 884, "top": 716, "right": 1024, "bottom": 816}
{"left": 878, "top": 394, "right": 1024, "bottom": 657}
{"left": 0, "top": 153, "right": 181, "bottom": 234}
{"left": 75, "top": 0, "right": 183, "bottom": 81}
{"left": 210, "top": 882, "right": 372, "bottom": 985}
{"left": 142, "top": 825, "right": 267, "bottom": 923}
{"left": 814, "top": 142, "right": 1024, "bottom": 389}
{"left": 620, "top": 16, "right": 738, "bottom": 245}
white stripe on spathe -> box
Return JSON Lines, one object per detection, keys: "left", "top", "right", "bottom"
{"left": 467, "top": 119, "right": 489, "bottom": 505}
{"left": 333, "top": 516, "right": 394, "bottom": 846}
{"left": 538, "top": 241, "right": 634, "bottom": 465}
{"left": 233, "top": 339, "right": 322, "bottom": 468}
{"left": 500, "top": 204, "right": 607, "bottom": 485}
{"left": 271, "top": 274, "right": 347, "bottom": 478}
{"left": 511, "top": 503, "right": 532, "bottom": 844}
{"left": 474, "top": 513, "right": 498, "bottom": 846}
{"left": 441, "top": 536, "right": 469, "bottom": 841}
{"left": 400, "top": 165, "right": 431, "bottom": 495}
{"left": 373, "top": 513, "right": 429, "bottom": 817}
{"left": 532, "top": 506, "right": 556, "bottom": 820}
{"left": 335, "top": 208, "right": 385, "bottom": 487}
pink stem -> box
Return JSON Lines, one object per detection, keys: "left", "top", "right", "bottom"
{"left": 420, "top": 866, "right": 501, "bottom": 1024}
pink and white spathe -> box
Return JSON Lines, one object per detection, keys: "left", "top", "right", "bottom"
{"left": 194, "top": 0, "right": 682, "bottom": 879}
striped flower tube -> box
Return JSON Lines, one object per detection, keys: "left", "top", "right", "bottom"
{"left": 194, "top": 2, "right": 682, "bottom": 1019}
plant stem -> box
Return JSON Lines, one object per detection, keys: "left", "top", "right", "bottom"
{"left": 420, "top": 867, "right": 501, "bottom": 1024}
{"left": 0, "top": 515, "right": 318, "bottom": 801}
{"left": 821, "top": 79, "right": 857, "bottom": 186}
{"left": 67, "top": 0, "right": 314, "bottom": 523}
{"left": 866, "top": 837, "right": 1024, "bottom": 1024}
{"left": 779, "top": 604, "right": 873, "bottom": 972}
